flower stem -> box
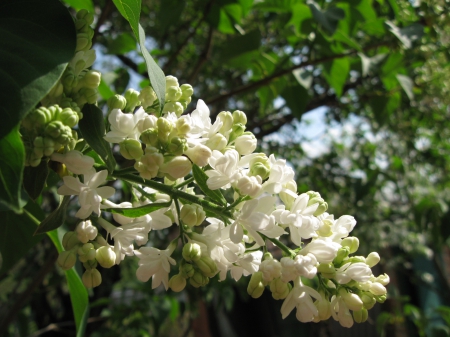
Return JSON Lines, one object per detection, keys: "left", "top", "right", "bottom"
{"left": 260, "top": 233, "right": 296, "bottom": 258}
{"left": 174, "top": 176, "right": 194, "bottom": 189}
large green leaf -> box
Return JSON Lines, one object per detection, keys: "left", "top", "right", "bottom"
{"left": 0, "top": 0, "right": 76, "bottom": 139}
{"left": 104, "top": 200, "right": 172, "bottom": 218}
{"left": 192, "top": 164, "right": 227, "bottom": 206}
{"left": 112, "top": 0, "right": 141, "bottom": 38}
{"left": 62, "top": 0, "right": 94, "bottom": 12}
{"left": 0, "top": 126, "right": 25, "bottom": 213}
{"left": 219, "top": 30, "right": 261, "bottom": 61}
{"left": 322, "top": 57, "right": 350, "bottom": 97}
{"left": 23, "top": 160, "right": 49, "bottom": 201}
{"left": 309, "top": 2, "right": 345, "bottom": 35}
{"left": 79, "top": 104, "right": 116, "bottom": 173}
{"left": 281, "top": 83, "right": 310, "bottom": 119}
{"left": 34, "top": 195, "right": 71, "bottom": 234}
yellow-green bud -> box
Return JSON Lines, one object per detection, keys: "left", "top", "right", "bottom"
{"left": 353, "top": 308, "right": 368, "bottom": 323}
{"left": 162, "top": 102, "right": 184, "bottom": 117}
{"left": 82, "top": 268, "right": 102, "bottom": 288}
{"left": 119, "top": 139, "right": 143, "bottom": 160}
{"left": 316, "top": 219, "right": 333, "bottom": 237}
{"left": 76, "top": 9, "right": 94, "bottom": 25}
{"left": 232, "top": 110, "right": 247, "bottom": 125}
{"left": 157, "top": 117, "right": 173, "bottom": 142}
{"left": 341, "top": 237, "right": 360, "bottom": 254}
{"left": 249, "top": 155, "right": 270, "bottom": 180}
{"left": 159, "top": 156, "right": 192, "bottom": 180}
{"left": 247, "top": 272, "right": 265, "bottom": 299}
{"left": 180, "top": 262, "right": 195, "bottom": 278}
{"left": 176, "top": 117, "right": 191, "bottom": 136}
{"left": 180, "top": 84, "right": 194, "bottom": 98}
{"left": 205, "top": 133, "right": 227, "bottom": 151}
{"left": 333, "top": 247, "right": 350, "bottom": 265}
{"left": 169, "top": 273, "right": 187, "bottom": 292}
{"left": 166, "top": 86, "right": 182, "bottom": 101}
{"left": 167, "top": 137, "right": 187, "bottom": 156}
{"left": 182, "top": 242, "right": 202, "bottom": 262}
{"left": 58, "top": 107, "right": 79, "bottom": 127}
{"left": 374, "top": 294, "right": 387, "bottom": 303}
{"left": 62, "top": 231, "right": 81, "bottom": 250}
{"left": 180, "top": 204, "right": 206, "bottom": 227}
{"left": 195, "top": 256, "right": 218, "bottom": 277}
{"left": 376, "top": 273, "right": 390, "bottom": 286}
{"left": 270, "top": 278, "right": 291, "bottom": 300}
{"left": 140, "top": 128, "right": 159, "bottom": 147}
{"left": 76, "top": 32, "right": 91, "bottom": 52}
{"left": 217, "top": 111, "right": 233, "bottom": 134}
{"left": 107, "top": 94, "right": 127, "bottom": 111}
{"left": 366, "top": 252, "right": 380, "bottom": 267}
{"left": 341, "top": 291, "right": 364, "bottom": 311}
{"left": 139, "top": 86, "right": 157, "bottom": 108}
{"left": 165, "top": 75, "right": 179, "bottom": 89}
{"left": 124, "top": 88, "right": 141, "bottom": 112}
{"left": 96, "top": 246, "right": 116, "bottom": 268}
{"left": 57, "top": 250, "right": 77, "bottom": 270}
{"left": 315, "top": 294, "right": 332, "bottom": 320}
{"left": 346, "top": 256, "right": 366, "bottom": 264}
{"left": 83, "top": 259, "right": 98, "bottom": 270}
{"left": 34, "top": 137, "right": 55, "bottom": 157}
{"left": 317, "top": 263, "right": 336, "bottom": 279}
{"left": 77, "top": 243, "right": 96, "bottom": 263}
{"left": 190, "top": 271, "right": 209, "bottom": 288}
{"left": 228, "top": 123, "right": 245, "bottom": 143}
{"left": 83, "top": 70, "right": 101, "bottom": 89}
{"left": 306, "top": 191, "right": 328, "bottom": 216}
{"left": 360, "top": 292, "right": 376, "bottom": 310}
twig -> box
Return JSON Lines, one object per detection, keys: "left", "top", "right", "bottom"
{"left": 29, "top": 317, "right": 106, "bottom": 337}
{"left": 92, "top": 0, "right": 114, "bottom": 45}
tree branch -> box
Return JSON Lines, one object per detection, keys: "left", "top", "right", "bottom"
{"left": 187, "top": 26, "right": 214, "bottom": 83}
{"left": 92, "top": 0, "right": 114, "bottom": 45}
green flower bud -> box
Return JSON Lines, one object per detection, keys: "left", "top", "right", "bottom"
{"left": 124, "top": 88, "right": 141, "bottom": 112}
{"left": 346, "top": 256, "right": 366, "bottom": 264}
{"left": 134, "top": 151, "right": 164, "bottom": 180}
{"left": 57, "top": 107, "right": 79, "bottom": 127}
{"left": 139, "top": 86, "right": 157, "bottom": 108}
{"left": 176, "top": 117, "right": 191, "bottom": 136}
{"left": 360, "top": 292, "right": 376, "bottom": 310}
{"left": 228, "top": 123, "right": 245, "bottom": 143}
{"left": 169, "top": 273, "right": 187, "bottom": 292}
{"left": 205, "top": 133, "right": 227, "bottom": 151}
{"left": 341, "top": 237, "right": 360, "bottom": 254}
{"left": 55, "top": 125, "right": 74, "bottom": 146}
{"left": 165, "top": 75, "right": 179, "bottom": 89}
{"left": 180, "top": 262, "right": 195, "bottom": 278}
{"left": 76, "top": 9, "right": 94, "bottom": 25}
{"left": 217, "top": 111, "right": 233, "bottom": 134}
{"left": 189, "top": 271, "right": 209, "bottom": 288}
{"left": 140, "top": 128, "right": 159, "bottom": 147}
{"left": 195, "top": 256, "right": 218, "bottom": 277}
{"left": 182, "top": 242, "right": 202, "bottom": 262}
{"left": 82, "top": 70, "right": 101, "bottom": 89}
{"left": 270, "top": 278, "right": 291, "bottom": 300}
{"left": 180, "top": 84, "right": 194, "bottom": 98}
{"left": 107, "top": 94, "right": 127, "bottom": 111}
{"left": 366, "top": 252, "right": 380, "bottom": 267}
{"left": 341, "top": 291, "right": 364, "bottom": 311}
{"left": 77, "top": 243, "right": 96, "bottom": 263}
{"left": 157, "top": 117, "right": 173, "bottom": 142}
{"left": 316, "top": 218, "right": 333, "bottom": 237}
{"left": 314, "top": 293, "right": 332, "bottom": 320}
{"left": 370, "top": 282, "right": 387, "bottom": 296}
{"left": 306, "top": 191, "right": 328, "bottom": 216}
{"left": 82, "top": 268, "right": 102, "bottom": 288}
{"left": 376, "top": 273, "right": 390, "bottom": 286}
{"left": 249, "top": 162, "right": 270, "bottom": 180}
{"left": 83, "top": 259, "right": 98, "bottom": 270}
{"left": 181, "top": 204, "right": 206, "bottom": 227}
{"left": 167, "top": 137, "right": 187, "bottom": 156}
{"left": 62, "top": 69, "right": 78, "bottom": 92}
{"left": 60, "top": 97, "right": 82, "bottom": 118}
{"left": 57, "top": 250, "right": 77, "bottom": 270}
{"left": 159, "top": 156, "right": 192, "bottom": 180}
{"left": 166, "top": 85, "right": 182, "bottom": 101}
{"left": 374, "top": 294, "right": 387, "bottom": 303}
{"left": 162, "top": 102, "right": 184, "bottom": 117}
{"left": 317, "top": 263, "right": 336, "bottom": 279}
{"left": 62, "top": 231, "right": 81, "bottom": 250}
{"left": 232, "top": 110, "right": 247, "bottom": 125}
{"left": 34, "top": 137, "right": 55, "bottom": 157}
{"left": 119, "top": 139, "right": 143, "bottom": 160}
{"left": 96, "top": 246, "right": 116, "bottom": 268}
{"left": 333, "top": 247, "right": 350, "bottom": 265}
{"left": 353, "top": 308, "right": 368, "bottom": 323}
{"left": 247, "top": 272, "right": 265, "bottom": 299}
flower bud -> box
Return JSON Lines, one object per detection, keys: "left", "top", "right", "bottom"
{"left": 34, "top": 137, "right": 55, "bottom": 157}
{"left": 180, "top": 84, "right": 194, "bottom": 99}
{"left": 190, "top": 271, "right": 209, "bottom": 288}
{"left": 82, "top": 268, "right": 102, "bottom": 288}
{"left": 217, "top": 111, "right": 233, "bottom": 134}
{"left": 235, "top": 132, "right": 257, "bottom": 155}
{"left": 45, "top": 121, "right": 65, "bottom": 138}
{"left": 76, "top": 9, "right": 94, "bottom": 25}
{"left": 57, "top": 250, "right": 77, "bottom": 270}
{"left": 185, "top": 144, "right": 211, "bottom": 167}
{"left": 165, "top": 75, "right": 179, "bottom": 89}
{"left": 314, "top": 294, "right": 332, "bottom": 321}
{"left": 247, "top": 272, "right": 265, "bottom": 299}
{"left": 316, "top": 218, "right": 333, "bottom": 237}
{"left": 124, "top": 88, "right": 140, "bottom": 112}
{"left": 169, "top": 273, "right": 187, "bottom": 292}
{"left": 360, "top": 292, "right": 376, "bottom": 310}
{"left": 270, "top": 278, "right": 291, "bottom": 300}
{"left": 107, "top": 94, "right": 127, "bottom": 111}
{"left": 166, "top": 85, "right": 182, "bottom": 101}
{"left": 333, "top": 247, "right": 350, "bottom": 265}
{"left": 96, "top": 246, "right": 116, "bottom": 268}
{"left": 180, "top": 262, "right": 195, "bottom": 278}
{"left": 279, "top": 180, "right": 297, "bottom": 208}
{"left": 341, "top": 237, "right": 360, "bottom": 254}
{"left": 62, "top": 231, "right": 81, "bottom": 250}
{"left": 77, "top": 243, "right": 96, "bottom": 263}
{"left": 159, "top": 156, "right": 192, "bottom": 180}
{"left": 76, "top": 220, "right": 98, "bottom": 243}
{"left": 83, "top": 70, "right": 101, "bottom": 89}
{"left": 376, "top": 273, "right": 390, "bottom": 286}
{"left": 369, "top": 282, "right": 387, "bottom": 296}
{"left": 162, "top": 102, "right": 184, "bottom": 117}
{"left": 374, "top": 294, "right": 387, "bottom": 303}
{"left": 249, "top": 155, "right": 270, "bottom": 180}
{"left": 236, "top": 175, "right": 262, "bottom": 197}
{"left": 366, "top": 252, "right": 380, "bottom": 267}
{"left": 157, "top": 117, "right": 173, "bottom": 142}
{"left": 195, "top": 256, "right": 218, "bottom": 277}
{"left": 317, "top": 263, "right": 336, "bottom": 279}
{"left": 228, "top": 123, "right": 245, "bottom": 143}
{"left": 176, "top": 116, "right": 191, "bottom": 136}
{"left": 205, "top": 133, "right": 227, "bottom": 151}
{"left": 306, "top": 191, "right": 328, "bottom": 216}
{"left": 134, "top": 151, "right": 164, "bottom": 179}
{"left": 76, "top": 33, "right": 90, "bottom": 52}
{"left": 137, "top": 115, "right": 158, "bottom": 133}
{"left": 140, "top": 128, "right": 159, "bottom": 147}
{"left": 181, "top": 204, "right": 206, "bottom": 228}
{"left": 119, "top": 139, "right": 143, "bottom": 160}
{"left": 182, "top": 242, "right": 202, "bottom": 262}
{"left": 167, "top": 137, "right": 188, "bottom": 156}
{"left": 139, "top": 86, "right": 157, "bottom": 108}
{"left": 353, "top": 308, "right": 368, "bottom": 323}
{"left": 232, "top": 110, "right": 247, "bottom": 125}
{"left": 341, "top": 291, "right": 364, "bottom": 311}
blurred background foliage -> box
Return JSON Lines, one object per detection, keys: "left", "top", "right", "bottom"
{"left": 2, "top": 0, "right": 450, "bottom": 336}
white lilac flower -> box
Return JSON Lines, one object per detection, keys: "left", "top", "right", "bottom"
{"left": 262, "top": 155, "right": 295, "bottom": 194}
{"left": 76, "top": 220, "right": 98, "bottom": 243}
{"left": 104, "top": 107, "right": 146, "bottom": 143}
{"left": 69, "top": 50, "right": 96, "bottom": 75}
{"left": 330, "top": 295, "right": 354, "bottom": 328}
{"left": 329, "top": 215, "right": 357, "bottom": 242}
{"left": 135, "top": 247, "right": 176, "bottom": 290}
{"left": 188, "top": 99, "right": 222, "bottom": 140}
{"left": 300, "top": 239, "right": 340, "bottom": 264}
{"left": 236, "top": 175, "right": 262, "bottom": 197}
{"left": 50, "top": 150, "right": 95, "bottom": 175}
{"left": 230, "top": 250, "right": 263, "bottom": 282}
{"left": 57, "top": 170, "right": 115, "bottom": 219}
{"left": 280, "top": 253, "right": 317, "bottom": 282}
{"left": 259, "top": 258, "right": 282, "bottom": 282}
{"left": 206, "top": 150, "right": 242, "bottom": 190}
{"left": 281, "top": 277, "right": 321, "bottom": 322}
{"left": 335, "top": 262, "right": 372, "bottom": 284}
{"left": 185, "top": 144, "right": 212, "bottom": 167}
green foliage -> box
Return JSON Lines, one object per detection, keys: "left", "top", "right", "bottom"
{"left": 192, "top": 164, "right": 227, "bottom": 206}
{"left": 104, "top": 200, "right": 172, "bottom": 217}
{"left": 35, "top": 196, "right": 71, "bottom": 234}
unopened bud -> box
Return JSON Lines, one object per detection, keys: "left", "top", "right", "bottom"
{"left": 247, "top": 272, "right": 265, "bottom": 299}
{"left": 180, "top": 262, "right": 195, "bottom": 278}
{"left": 342, "top": 291, "right": 364, "bottom": 311}
{"left": 195, "top": 256, "right": 218, "bottom": 278}
{"left": 96, "top": 246, "right": 116, "bottom": 268}
{"left": 107, "top": 94, "right": 127, "bottom": 111}
{"left": 140, "top": 128, "right": 159, "bottom": 147}
{"left": 181, "top": 204, "right": 206, "bottom": 227}
{"left": 57, "top": 250, "right": 77, "bottom": 270}
{"left": 159, "top": 156, "right": 192, "bottom": 180}
{"left": 341, "top": 237, "right": 359, "bottom": 254}
{"left": 119, "top": 139, "right": 143, "bottom": 160}
{"left": 169, "top": 273, "right": 187, "bottom": 292}
{"left": 333, "top": 247, "right": 350, "bottom": 265}
{"left": 157, "top": 117, "right": 173, "bottom": 142}
{"left": 205, "top": 133, "right": 227, "bottom": 151}
{"left": 162, "top": 101, "right": 184, "bottom": 117}
{"left": 306, "top": 191, "right": 328, "bottom": 216}
{"left": 234, "top": 132, "right": 257, "bottom": 155}
{"left": 180, "top": 84, "right": 193, "bottom": 99}
{"left": 166, "top": 86, "right": 182, "bottom": 101}
{"left": 353, "top": 308, "right": 368, "bottom": 323}
{"left": 270, "top": 278, "right": 291, "bottom": 300}
{"left": 182, "top": 242, "right": 202, "bottom": 262}
{"left": 83, "top": 70, "right": 101, "bottom": 89}
{"left": 376, "top": 273, "right": 390, "bottom": 286}
{"left": 167, "top": 137, "right": 187, "bottom": 156}
{"left": 217, "top": 111, "right": 233, "bottom": 134}
{"left": 366, "top": 252, "right": 380, "bottom": 267}
{"left": 185, "top": 144, "right": 211, "bottom": 167}
{"left": 124, "top": 88, "right": 140, "bottom": 112}
{"left": 62, "top": 231, "right": 81, "bottom": 250}
{"left": 77, "top": 243, "right": 96, "bottom": 263}
{"left": 82, "top": 268, "right": 102, "bottom": 288}
{"left": 317, "top": 263, "right": 336, "bottom": 279}
{"left": 360, "top": 292, "right": 376, "bottom": 310}
{"left": 139, "top": 86, "right": 157, "bottom": 108}
{"left": 165, "top": 75, "right": 179, "bottom": 89}
{"left": 228, "top": 123, "right": 245, "bottom": 143}
{"left": 369, "top": 282, "right": 387, "bottom": 296}
{"left": 176, "top": 116, "right": 191, "bottom": 135}
{"left": 232, "top": 110, "right": 247, "bottom": 125}
{"left": 190, "top": 271, "right": 209, "bottom": 288}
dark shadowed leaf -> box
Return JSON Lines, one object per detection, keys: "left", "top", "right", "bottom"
{"left": 34, "top": 196, "right": 71, "bottom": 234}
{"left": 192, "top": 164, "right": 227, "bottom": 206}
{"left": 104, "top": 200, "right": 172, "bottom": 217}
{"left": 23, "top": 160, "right": 49, "bottom": 201}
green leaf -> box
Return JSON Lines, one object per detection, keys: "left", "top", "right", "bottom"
{"left": 46, "top": 230, "right": 89, "bottom": 335}
{"left": 396, "top": 74, "right": 414, "bottom": 100}
{"left": 79, "top": 104, "right": 116, "bottom": 173}
{"left": 112, "top": 0, "right": 142, "bottom": 39}
{"left": 0, "top": 0, "right": 76, "bottom": 139}
{"left": 138, "top": 24, "right": 166, "bottom": 110}
{"left": 192, "top": 164, "right": 227, "bottom": 206}
{"left": 34, "top": 195, "right": 71, "bottom": 234}
{"left": 309, "top": 2, "right": 345, "bottom": 35}
{"left": 386, "top": 21, "right": 424, "bottom": 49}
{"left": 0, "top": 203, "right": 44, "bottom": 276}
{"left": 322, "top": 57, "right": 350, "bottom": 97}
{"left": 159, "top": 0, "right": 186, "bottom": 34}
{"left": 0, "top": 126, "right": 25, "bottom": 213}
{"left": 219, "top": 30, "right": 261, "bottom": 61}
{"left": 98, "top": 78, "right": 116, "bottom": 100}
{"left": 281, "top": 83, "right": 310, "bottom": 119}
{"left": 288, "top": 4, "right": 312, "bottom": 34}
{"left": 23, "top": 160, "right": 49, "bottom": 201}
{"left": 62, "top": 0, "right": 94, "bottom": 12}
{"left": 105, "top": 200, "right": 172, "bottom": 218}
{"left": 106, "top": 32, "right": 136, "bottom": 55}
